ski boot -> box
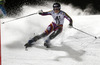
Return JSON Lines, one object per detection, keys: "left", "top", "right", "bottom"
{"left": 24, "top": 40, "right": 34, "bottom": 48}
{"left": 44, "top": 40, "right": 51, "bottom": 48}
{"left": 24, "top": 35, "right": 41, "bottom": 48}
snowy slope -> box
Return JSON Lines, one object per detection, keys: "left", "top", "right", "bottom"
{"left": 1, "top": 4, "right": 100, "bottom": 65}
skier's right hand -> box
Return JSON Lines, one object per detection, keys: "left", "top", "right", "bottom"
{"left": 38, "top": 10, "right": 43, "bottom": 14}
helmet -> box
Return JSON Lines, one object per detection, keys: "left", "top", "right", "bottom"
{"left": 53, "top": 3, "right": 61, "bottom": 10}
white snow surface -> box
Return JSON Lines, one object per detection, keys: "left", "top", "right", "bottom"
{"left": 1, "top": 4, "right": 100, "bottom": 65}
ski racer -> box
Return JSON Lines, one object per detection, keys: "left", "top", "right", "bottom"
{"left": 24, "top": 3, "right": 73, "bottom": 48}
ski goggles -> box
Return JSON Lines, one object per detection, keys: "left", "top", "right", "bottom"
{"left": 53, "top": 7, "right": 60, "bottom": 10}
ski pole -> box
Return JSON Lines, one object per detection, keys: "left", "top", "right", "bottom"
{"left": 2, "top": 13, "right": 37, "bottom": 24}
{"left": 72, "top": 27, "right": 97, "bottom": 39}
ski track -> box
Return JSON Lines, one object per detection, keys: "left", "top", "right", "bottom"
{"left": 1, "top": 4, "right": 100, "bottom": 65}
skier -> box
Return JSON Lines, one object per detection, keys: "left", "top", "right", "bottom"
{"left": 0, "top": 0, "right": 6, "bottom": 17}
{"left": 24, "top": 3, "right": 73, "bottom": 48}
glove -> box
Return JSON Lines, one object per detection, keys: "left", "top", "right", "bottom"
{"left": 68, "top": 23, "right": 73, "bottom": 28}
{"left": 38, "top": 10, "right": 43, "bottom": 14}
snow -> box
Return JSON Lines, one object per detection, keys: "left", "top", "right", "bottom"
{"left": 1, "top": 3, "right": 100, "bottom": 65}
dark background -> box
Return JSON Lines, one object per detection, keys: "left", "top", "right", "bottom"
{"left": 4, "top": 0, "right": 100, "bottom": 16}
